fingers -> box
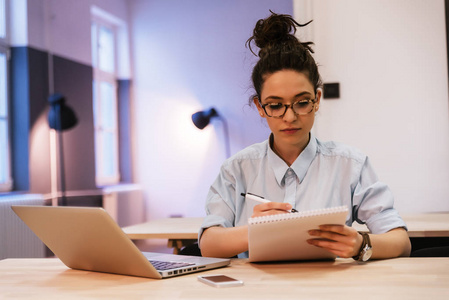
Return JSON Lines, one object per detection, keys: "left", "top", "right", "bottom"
{"left": 307, "top": 225, "right": 361, "bottom": 258}
{"left": 317, "top": 224, "right": 347, "bottom": 234}
{"left": 251, "top": 202, "right": 292, "bottom": 218}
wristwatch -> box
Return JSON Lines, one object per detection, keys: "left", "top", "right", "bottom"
{"left": 352, "top": 232, "right": 372, "bottom": 261}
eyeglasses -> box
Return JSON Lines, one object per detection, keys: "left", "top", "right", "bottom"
{"left": 261, "top": 99, "right": 316, "bottom": 118}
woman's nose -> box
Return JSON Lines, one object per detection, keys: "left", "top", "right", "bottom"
{"left": 283, "top": 105, "right": 297, "bottom": 122}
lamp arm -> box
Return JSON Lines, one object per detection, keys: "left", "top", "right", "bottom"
{"left": 217, "top": 115, "right": 231, "bottom": 158}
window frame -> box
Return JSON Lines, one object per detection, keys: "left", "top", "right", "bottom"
{"left": 0, "top": 0, "right": 12, "bottom": 192}
{"left": 91, "top": 19, "right": 120, "bottom": 186}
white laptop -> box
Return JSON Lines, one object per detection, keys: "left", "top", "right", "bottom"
{"left": 11, "top": 205, "right": 230, "bottom": 279}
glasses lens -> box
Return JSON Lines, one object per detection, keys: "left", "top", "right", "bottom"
{"left": 293, "top": 100, "right": 313, "bottom": 115}
{"left": 263, "top": 99, "right": 315, "bottom": 117}
{"left": 265, "top": 103, "right": 285, "bottom": 117}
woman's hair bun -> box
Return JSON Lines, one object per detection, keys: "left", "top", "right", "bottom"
{"left": 247, "top": 10, "right": 314, "bottom": 57}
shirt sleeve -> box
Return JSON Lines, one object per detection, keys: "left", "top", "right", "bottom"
{"left": 198, "top": 163, "right": 238, "bottom": 242}
{"left": 352, "top": 157, "right": 407, "bottom": 234}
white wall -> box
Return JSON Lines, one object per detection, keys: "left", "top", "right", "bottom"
{"left": 296, "top": 0, "right": 449, "bottom": 213}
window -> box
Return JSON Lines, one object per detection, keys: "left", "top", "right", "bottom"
{"left": 0, "top": 0, "right": 5, "bottom": 38}
{"left": 92, "top": 20, "right": 120, "bottom": 186}
{"left": 0, "top": 0, "right": 12, "bottom": 192}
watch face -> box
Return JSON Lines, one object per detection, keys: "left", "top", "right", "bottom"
{"left": 362, "top": 247, "right": 373, "bottom": 262}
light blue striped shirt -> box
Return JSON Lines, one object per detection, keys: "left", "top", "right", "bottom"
{"left": 199, "top": 134, "right": 406, "bottom": 258}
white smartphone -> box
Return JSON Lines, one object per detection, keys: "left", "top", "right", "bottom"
{"left": 197, "top": 274, "right": 244, "bottom": 288}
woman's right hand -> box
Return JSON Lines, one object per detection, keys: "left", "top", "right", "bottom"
{"left": 251, "top": 202, "right": 292, "bottom": 218}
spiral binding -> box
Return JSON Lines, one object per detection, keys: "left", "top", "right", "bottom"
{"left": 248, "top": 206, "right": 348, "bottom": 225}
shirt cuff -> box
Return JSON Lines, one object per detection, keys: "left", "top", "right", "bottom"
{"left": 364, "top": 208, "right": 408, "bottom": 234}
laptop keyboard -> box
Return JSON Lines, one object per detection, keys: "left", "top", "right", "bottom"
{"left": 149, "top": 260, "right": 195, "bottom": 271}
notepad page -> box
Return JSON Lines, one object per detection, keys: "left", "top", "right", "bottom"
{"left": 248, "top": 206, "right": 349, "bottom": 262}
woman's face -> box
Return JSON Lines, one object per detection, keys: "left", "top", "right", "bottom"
{"left": 254, "top": 70, "right": 321, "bottom": 153}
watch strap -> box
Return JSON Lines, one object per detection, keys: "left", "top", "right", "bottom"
{"left": 352, "top": 232, "right": 371, "bottom": 261}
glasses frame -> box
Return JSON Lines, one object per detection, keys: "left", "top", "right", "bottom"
{"left": 260, "top": 99, "right": 317, "bottom": 118}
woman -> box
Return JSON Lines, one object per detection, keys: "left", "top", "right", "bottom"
{"left": 199, "top": 11, "right": 411, "bottom": 260}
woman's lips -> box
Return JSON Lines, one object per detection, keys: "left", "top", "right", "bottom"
{"left": 281, "top": 128, "right": 300, "bottom": 134}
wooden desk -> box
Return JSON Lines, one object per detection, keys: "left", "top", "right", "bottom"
{"left": 122, "top": 213, "right": 449, "bottom": 252}
{"left": 122, "top": 217, "right": 203, "bottom": 253}
{"left": 123, "top": 217, "right": 203, "bottom": 240}
{"left": 0, "top": 257, "right": 448, "bottom": 299}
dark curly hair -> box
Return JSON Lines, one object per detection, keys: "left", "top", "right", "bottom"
{"left": 246, "top": 11, "right": 322, "bottom": 103}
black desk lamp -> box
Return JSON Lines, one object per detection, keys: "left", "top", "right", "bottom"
{"left": 47, "top": 93, "right": 78, "bottom": 206}
{"left": 192, "top": 107, "right": 230, "bottom": 158}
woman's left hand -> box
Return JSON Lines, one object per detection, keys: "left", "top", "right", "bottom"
{"left": 307, "top": 225, "right": 363, "bottom": 258}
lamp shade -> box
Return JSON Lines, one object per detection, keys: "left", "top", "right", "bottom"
{"left": 48, "top": 93, "right": 78, "bottom": 131}
{"left": 191, "top": 108, "right": 218, "bottom": 130}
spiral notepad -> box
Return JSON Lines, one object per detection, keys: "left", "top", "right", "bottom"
{"left": 248, "top": 206, "right": 349, "bottom": 262}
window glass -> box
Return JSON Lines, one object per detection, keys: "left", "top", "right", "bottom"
{"left": 0, "top": 51, "right": 5, "bottom": 116}
{"left": 94, "top": 79, "right": 118, "bottom": 181}
{"left": 102, "top": 132, "right": 117, "bottom": 176}
{"left": 99, "top": 81, "right": 115, "bottom": 129}
{"left": 92, "top": 79, "right": 98, "bottom": 124}
{"left": 0, "top": 120, "right": 7, "bottom": 184}
{"left": 0, "top": 49, "right": 10, "bottom": 189}
{"left": 0, "top": 0, "right": 5, "bottom": 39}
{"left": 98, "top": 25, "right": 115, "bottom": 73}
{"left": 0, "top": 0, "right": 12, "bottom": 191}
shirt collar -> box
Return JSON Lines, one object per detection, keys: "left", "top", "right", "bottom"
{"left": 267, "top": 133, "right": 318, "bottom": 186}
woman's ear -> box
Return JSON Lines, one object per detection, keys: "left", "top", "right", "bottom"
{"left": 315, "top": 89, "right": 322, "bottom": 111}
{"left": 253, "top": 97, "right": 265, "bottom": 117}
